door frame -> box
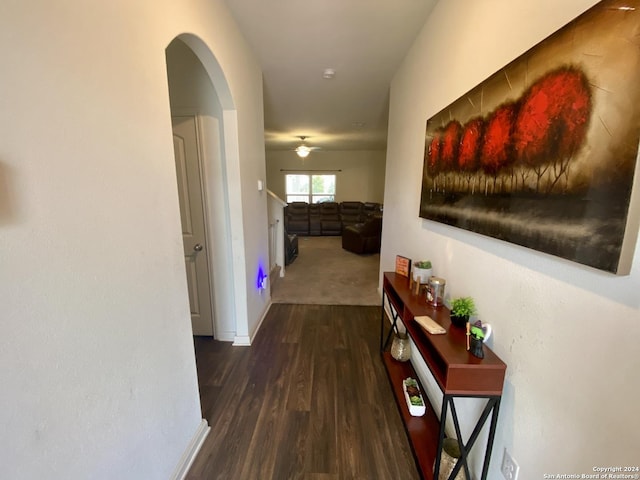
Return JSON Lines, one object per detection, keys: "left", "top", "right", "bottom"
{"left": 173, "top": 112, "right": 217, "bottom": 337}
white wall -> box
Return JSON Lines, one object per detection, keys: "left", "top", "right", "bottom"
{"left": 383, "top": 0, "right": 640, "bottom": 477}
{"left": 266, "top": 150, "right": 386, "bottom": 203}
{"left": 0, "top": 0, "right": 266, "bottom": 478}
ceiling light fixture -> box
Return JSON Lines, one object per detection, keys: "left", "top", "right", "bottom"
{"left": 295, "top": 136, "right": 311, "bottom": 158}
{"left": 296, "top": 145, "right": 311, "bottom": 158}
{"left": 323, "top": 68, "right": 336, "bottom": 79}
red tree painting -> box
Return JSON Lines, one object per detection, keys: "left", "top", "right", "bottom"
{"left": 458, "top": 117, "right": 483, "bottom": 193}
{"left": 419, "top": 0, "right": 640, "bottom": 274}
{"left": 479, "top": 102, "right": 518, "bottom": 193}
{"left": 441, "top": 121, "right": 462, "bottom": 190}
{"left": 423, "top": 67, "right": 592, "bottom": 196}
{"left": 514, "top": 67, "right": 592, "bottom": 193}
{"left": 426, "top": 130, "right": 442, "bottom": 190}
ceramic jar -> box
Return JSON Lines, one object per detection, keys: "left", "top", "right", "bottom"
{"left": 469, "top": 335, "right": 484, "bottom": 359}
{"left": 413, "top": 266, "right": 433, "bottom": 284}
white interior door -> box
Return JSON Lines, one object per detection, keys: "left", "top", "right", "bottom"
{"left": 172, "top": 115, "right": 215, "bottom": 336}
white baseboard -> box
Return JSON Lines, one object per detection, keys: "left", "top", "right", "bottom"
{"left": 170, "top": 419, "right": 210, "bottom": 480}
{"left": 232, "top": 335, "right": 251, "bottom": 346}
{"left": 216, "top": 331, "right": 236, "bottom": 342}
{"left": 250, "top": 301, "right": 271, "bottom": 343}
{"left": 233, "top": 300, "right": 272, "bottom": 346}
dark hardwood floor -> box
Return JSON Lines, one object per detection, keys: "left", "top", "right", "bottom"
{"left": 186, "top": 304, "right": 419, "bottom": 480}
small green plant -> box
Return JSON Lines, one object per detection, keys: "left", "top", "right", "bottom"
{"left": 470, "top": 325, "right": 485, "bottom": 340}
{"left": 414, "top": 260, "right": 432, "bottom": 269}
{"left": 404, "top": 378, "right": 424, "bottom": 406}
{"left": 450, "top": 296, "right": 476, "bottom": 318}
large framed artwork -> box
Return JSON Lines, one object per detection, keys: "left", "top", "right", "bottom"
{"left": 420, "top": 0, "right": 640, "bottom": 274}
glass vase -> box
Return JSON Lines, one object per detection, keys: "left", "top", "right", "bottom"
{"left": 390, "top": 332, "right": 411, "bottom": 362}
{"left": 436, "top": 438, "right": 468, "bottom": 480}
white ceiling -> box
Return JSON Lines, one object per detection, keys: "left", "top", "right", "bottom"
{"left": 224, "top": 0, "right": 438, "bottom": 152}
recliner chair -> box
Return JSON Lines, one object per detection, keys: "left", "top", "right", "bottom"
{"left": 309, "top": 204, "right": 322, "bottom": 236}
{"left": 319, "top": 202, "right": 342, "bottom": 235}
{"left": 341, "top": 215, "right": 383, "bottom": 254}
{"left": 340, "top": 201, "right": 364, "bottom": 228}
{"left": 285, "top": 202, "right": 310, "bottom": 235}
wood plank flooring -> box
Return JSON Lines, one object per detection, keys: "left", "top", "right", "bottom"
{"left": 186, "top": 304, "right": 419, "bottom": 480}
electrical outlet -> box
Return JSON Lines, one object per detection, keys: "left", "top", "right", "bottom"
{"left": 501, "top": 449, "right": 520, "bottom": 480}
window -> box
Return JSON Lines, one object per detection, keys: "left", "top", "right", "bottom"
{"left": 286, "top": 174, "right": 335, "bottom": 203}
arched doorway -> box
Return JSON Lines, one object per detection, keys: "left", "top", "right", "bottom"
{"left": 165, "top": 35, "right": 246, "bottom": 342}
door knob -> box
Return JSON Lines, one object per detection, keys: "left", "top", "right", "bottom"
{"left": 193, "top": 243, "right": 203, "bottom": 252}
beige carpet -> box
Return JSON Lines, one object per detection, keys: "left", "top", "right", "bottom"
{"left": 270, "top": 236, "right": 381, "bottom": 305}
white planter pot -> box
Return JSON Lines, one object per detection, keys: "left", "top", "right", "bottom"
{"left": 403, "top": 378, "right": 426, "bottom": 417}
{"left": 413, "top": 267, "right": 432, "bottom": 284}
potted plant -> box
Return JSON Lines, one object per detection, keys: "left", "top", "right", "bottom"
{"left": 402, "top": 377, "right": 426, "bottom": 416}
{"left": 449, "top": 296, "right": 476, "bottom": 328}
{"left": 412, "top": 260, "right": 432, "bottom": 283}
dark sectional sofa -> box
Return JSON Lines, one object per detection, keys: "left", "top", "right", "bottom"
{"left": 284, "top": 201, "right": 382, "bottom": 236}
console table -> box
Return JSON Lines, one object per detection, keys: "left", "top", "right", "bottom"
{"left": 380, "top": 272, "right": 506, "bottom": 480}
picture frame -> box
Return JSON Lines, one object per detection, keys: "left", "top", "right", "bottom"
{"left": 419, "top": 0, "right": 640, "bottom": 275}
{"left": 395, "top": 255, "right": 411, "bottom": 277}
